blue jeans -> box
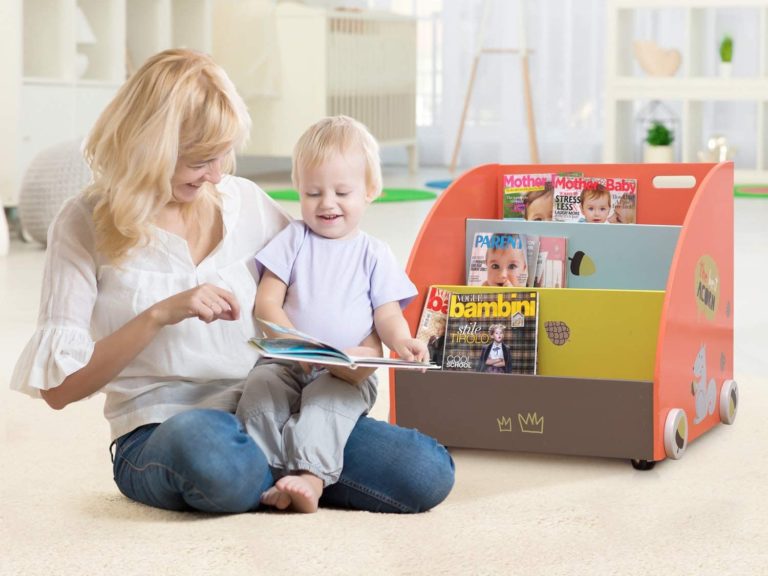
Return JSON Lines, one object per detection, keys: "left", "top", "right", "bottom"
{"left": 112, "top": 409, "right": 455, "bottom": 513}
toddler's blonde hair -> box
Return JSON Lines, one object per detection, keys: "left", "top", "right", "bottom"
{"left": 84, "top": 49, "right": 251, "bottom": 263}
{"left": 291, "top": 115, "right": 382, "bottom": 198}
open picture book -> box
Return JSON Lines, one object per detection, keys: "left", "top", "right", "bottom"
{"left": 250, "top": 318, "right": 439, "bottom": 370}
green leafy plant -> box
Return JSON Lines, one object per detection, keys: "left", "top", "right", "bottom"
{"left": 720, "top": 35, "right": 733, "bottom": 63}
{"left": 646, "top": 122, "right": 674, "bottom": 146}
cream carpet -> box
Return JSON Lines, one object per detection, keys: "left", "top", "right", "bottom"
{"left": 2, "top": 197, "right": 767, "bottom": 575}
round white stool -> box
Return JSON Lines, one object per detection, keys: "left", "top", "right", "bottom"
{"left": 19, "top": 139, "right": 92, "bottom": 246}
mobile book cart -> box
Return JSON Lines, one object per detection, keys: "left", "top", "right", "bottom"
{"left": 390, "top": 162, "right": 737, "bottom": 469}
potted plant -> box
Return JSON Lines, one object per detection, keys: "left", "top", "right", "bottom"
{"left": 719, "top": 35, "right": 733, "bottom": 77}
{"left": 643, "top": 121, "right": 674, "bottom": 163}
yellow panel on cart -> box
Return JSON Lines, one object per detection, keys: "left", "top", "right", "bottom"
{"left": 438, "top": 286, "right": 664, "bottom": 381}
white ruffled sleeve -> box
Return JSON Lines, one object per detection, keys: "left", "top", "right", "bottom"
{"left": 11, "top": 197, "right": 97, "bottom": 398}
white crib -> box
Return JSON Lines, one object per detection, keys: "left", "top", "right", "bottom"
{"left": 215, "top": 2, "right": 418, "bottom": 171}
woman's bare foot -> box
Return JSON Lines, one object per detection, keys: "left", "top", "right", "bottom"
{"left": 274, "top": 473, "right": 323, "bottom": 513}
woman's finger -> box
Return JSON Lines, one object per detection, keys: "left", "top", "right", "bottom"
{"left": 210, "top": 286, "right": 240, "bottom": 320}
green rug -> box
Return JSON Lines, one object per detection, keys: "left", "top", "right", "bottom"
{"left": 266, "top": 188, "right": 437, "bottom": 203}
{"left": 734, "top": 184, "right": 768, "bottom": 199}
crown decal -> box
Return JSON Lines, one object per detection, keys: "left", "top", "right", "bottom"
{"left": 497, "top": 416, "right": 513, "bottom": 432}
{"left": 518, "top": 412, "right": 544, "bottom": 434}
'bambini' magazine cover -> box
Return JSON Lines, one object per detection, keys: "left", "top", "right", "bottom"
{"left": 441, "top": 291, "right": 539, "bottom": 374}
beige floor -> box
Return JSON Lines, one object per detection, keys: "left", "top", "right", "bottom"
{"left": 2, "top": 168, "right": 767, "bottom": 576}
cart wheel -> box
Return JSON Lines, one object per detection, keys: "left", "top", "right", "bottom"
{"left": 631, "top": 459, "right": 656, "bottom": 471}
{"left": 664, "top": 408, "right": 688, "bottom": 460}
{"left": 719, "top": 379, "right": 738, "bottom": 425}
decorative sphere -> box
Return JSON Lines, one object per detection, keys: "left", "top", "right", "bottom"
{"left": 19, "top": 139, "right": 92, "bottom": 245}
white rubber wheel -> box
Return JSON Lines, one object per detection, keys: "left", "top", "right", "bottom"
{"left": 664, "top": 408, "right": 688, "bottom": 460}
{"left": 719, "top": 379, "right": 739, "bottom": 425}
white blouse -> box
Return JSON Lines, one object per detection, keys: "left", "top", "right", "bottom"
{"left": 11, "top": 175, "right": 291, "bottom": 440}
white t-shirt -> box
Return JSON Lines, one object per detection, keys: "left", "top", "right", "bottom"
{"left": 255, "top": 221, "right": 417, "bottom": 350}
{"left": 11, "top": 175, "right": 291, "bottom": 440}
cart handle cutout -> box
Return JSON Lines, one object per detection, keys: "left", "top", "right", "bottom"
{"left": 652, "top": 175, "right": 697, "bottom": 189}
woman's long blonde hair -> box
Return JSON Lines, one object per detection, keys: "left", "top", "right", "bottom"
{"left": 84, "top": 49, "right": 251, "bottom": 263}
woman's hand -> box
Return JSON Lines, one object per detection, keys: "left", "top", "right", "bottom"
{"left": 41, "top": 282, "right": 240, "bottom": 410}
{"left": 149, "top": 283, "right": 241, "bottom": 326}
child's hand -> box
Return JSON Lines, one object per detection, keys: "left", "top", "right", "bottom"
{"left": 391, "top": 338, "right": 429, "bottom": 363}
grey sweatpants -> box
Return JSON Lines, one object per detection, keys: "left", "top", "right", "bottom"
{"left": 235, "top": 360, "right": 377, "bottom": 486}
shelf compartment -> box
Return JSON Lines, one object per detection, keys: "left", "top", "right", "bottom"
{"left": 395, "top": 371, "right": 654, "bottom": 460}
{"left": 466, "top": 219, "right": 681, "bottom": 290}
{"left": 171, "top": 0, "right": 212, "bottom": 52}
{"left": 77, "top": 0, "right": 125, "bottom": 83}
{"left": 23, "top": 0, "right": 75, "bottom": 81}
{"left": 438, "top": 286, "right": 664, "bottom": 382}
{"left": 127, "top": 0, "right": 172, "bottom": 72}
{"left": 685, "top": 100, "right": 760, "bottom": 169}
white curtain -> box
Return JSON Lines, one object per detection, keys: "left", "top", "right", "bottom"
{"left": 433, "top": 0, "right": 606, "bottom": 168}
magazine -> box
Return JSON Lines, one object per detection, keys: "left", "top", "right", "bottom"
{"left": 251, "top": 318, "right": 438, "bottom": 370}
{"left": 552, "top": 175, "right": 600, "bottom": 222}
{"left": 441, "top": 291, "right": 539, "bottom": 374}
{"left": 501, "top": 171, "right": 584, "bottom": 220}
{"left": 467, "top": 231, "right": 532, "bottom": 287}
{"left": 534, "top": 236, "right": 568, "bottom": 288}
{"left": 553, "top": 175, "right": 637, "bottom": 224}
{"left": 501, "top": 173, "right": 553, "bottom": 219}
{"left": 414, "top": 285, "right": 451, "bottom": 367}
{"left": 604, "top": 177, "right": 638, "bottom": 224}
{"left": 524, "top": 234, "right": 540, "bottom": 287}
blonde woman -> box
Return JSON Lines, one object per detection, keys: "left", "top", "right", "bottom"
{"left": 11, "top": 50, "right": 454, "bottom": 514}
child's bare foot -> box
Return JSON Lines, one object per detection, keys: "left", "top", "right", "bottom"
{"left": 275, "top": 473, "right": 323, "bottom": 513}
{"left": 259, "top": 486, "right": 292, "bottom": 510}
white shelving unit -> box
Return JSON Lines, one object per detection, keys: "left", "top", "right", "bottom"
{"left": 3, "top": 0, "right": 212, "bottom": 207}
{"left": 604, "top": 0, "right": 768, "bottom": 184}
